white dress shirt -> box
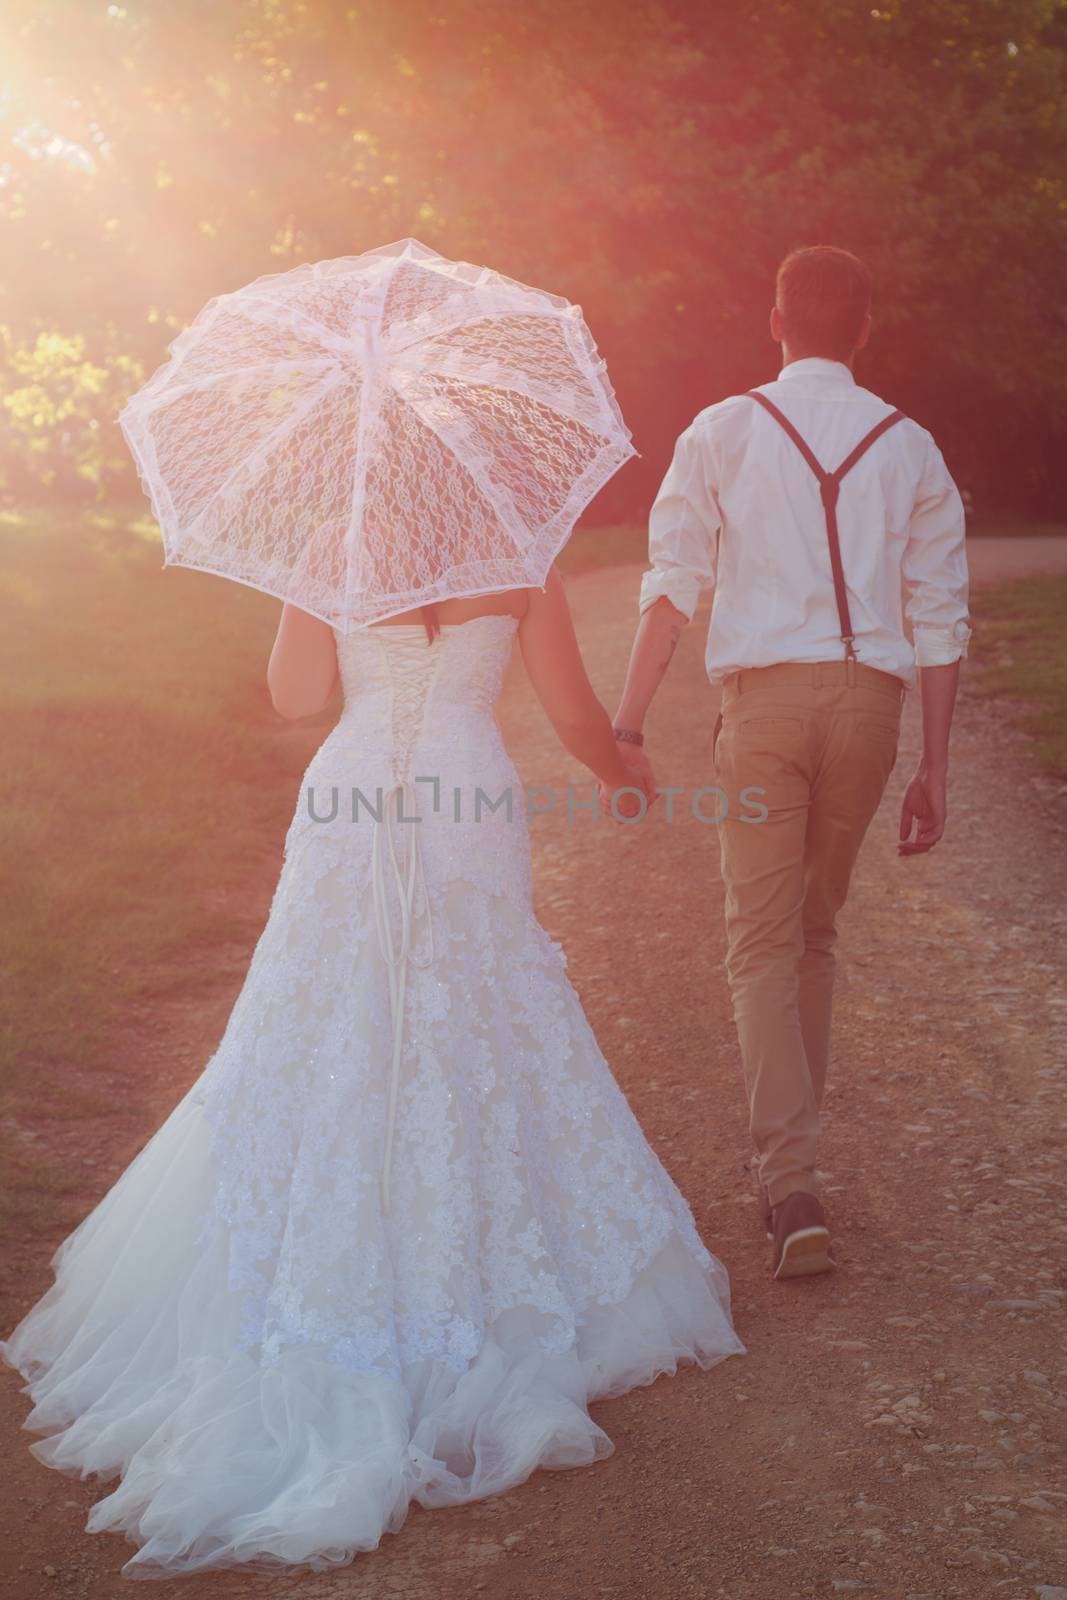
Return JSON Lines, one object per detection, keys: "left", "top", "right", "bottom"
{"left": 638, "top": 357, "right": 971, "bottom": 688}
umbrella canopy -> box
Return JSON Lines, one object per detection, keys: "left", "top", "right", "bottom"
{"left": 118, "top": 238, "right": 637, "bottom": 630}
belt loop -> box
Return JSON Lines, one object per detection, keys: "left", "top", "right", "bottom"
{"left": 846, "top": 654, "right": 856, "bottom": 688}
{"left": 812, "top": 662, "right": 822, "bottom": 690}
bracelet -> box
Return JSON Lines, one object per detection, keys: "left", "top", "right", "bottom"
{"left": 613, "top": 727, "right": 644, "bottom": 747}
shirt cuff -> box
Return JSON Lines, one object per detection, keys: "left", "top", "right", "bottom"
{"left": 638, "top": 568, "right": 702, "bottom": 621}
{"left": 913, "top": 617, "right": 972, "bottom": 668}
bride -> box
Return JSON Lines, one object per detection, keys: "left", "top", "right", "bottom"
{"left": 2, "top": 566, "right": 745, "bottom": 1577}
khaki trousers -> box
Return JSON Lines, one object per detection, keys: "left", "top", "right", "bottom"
{"left": 713, "top": 661, "right": 904, "bottom": 1209}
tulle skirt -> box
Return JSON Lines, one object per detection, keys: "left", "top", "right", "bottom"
{"left": 2, "top": 1088, "right": 743, "bottom": 1577}
{"left": 2, "top": 807, "right": 745, "bottom": 1577}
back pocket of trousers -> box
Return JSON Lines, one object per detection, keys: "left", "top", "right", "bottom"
{"left": 855, "top": 718, "right": 900, "bottom": 772}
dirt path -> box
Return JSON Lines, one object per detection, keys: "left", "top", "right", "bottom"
{"left": 4, "top": 551, "right": 1066, "bottom": 1600}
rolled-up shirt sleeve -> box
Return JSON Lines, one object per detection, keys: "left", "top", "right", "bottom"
{"left": 638, "top": 421, "right": 720, "bottom": 621}
{"left": 903, "top": 435, "right": 972, "bottom": 666}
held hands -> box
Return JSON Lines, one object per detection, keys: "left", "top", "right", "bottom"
{"left": 599, "top": 741, "right": 658, "bottom": 822}
{"left": 898, "top": 763, "right": 948, "bottom": 855}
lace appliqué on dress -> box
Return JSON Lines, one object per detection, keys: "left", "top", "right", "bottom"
{"left": 190, "top": 618, "right": 716, "bottom": 1380}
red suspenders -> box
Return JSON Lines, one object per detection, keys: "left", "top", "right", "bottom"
{"left": 746, "top": 390, "right": 905, "bottom": 664}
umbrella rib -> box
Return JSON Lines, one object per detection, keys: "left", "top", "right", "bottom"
{"left": 392, "top": 353, "right": 615, "bottom": 442}
{"left": 178, "top": 366, "right": 341, "bottom": 545}
{"left": 339, "top": 368, "right": 381, "bottom": 628}
{"left": 339, "top": 260, "right": 397, "bottom": 625}
{"left": 129, "top": 357, "right": 338, "bottom": 414}
{"left": 227, "top": 289, "right": 362, "bottom": 359}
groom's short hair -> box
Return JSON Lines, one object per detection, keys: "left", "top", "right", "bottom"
{"left": 776, "top": 246, "right": 871, "bottom": 361}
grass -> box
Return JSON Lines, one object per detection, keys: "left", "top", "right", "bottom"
{"left": 967, "top": 517, "right": 1067, "bottom": 540}
{"left": 969, "top": 574, "right": 1067, "bottom": 778}
{"left": 0, "top": 509, "right": 334, "bottom": 1238}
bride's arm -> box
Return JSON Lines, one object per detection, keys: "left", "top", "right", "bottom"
{"left": 267, "top": 603, "right": 339, "bottom": 719}
{"left": 518, "top": 568, "right": 650, "bottom": 804}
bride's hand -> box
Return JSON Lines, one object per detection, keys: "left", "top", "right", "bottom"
{"left": 598, "top": 746, "right": 658, "bottom": 820}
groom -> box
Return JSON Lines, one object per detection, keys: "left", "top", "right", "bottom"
{"left": 607, "top": 245, "right": 971, "bottom": 1280}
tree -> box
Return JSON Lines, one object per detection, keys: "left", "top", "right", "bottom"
{"left": 1, "top": 0, "right": 1064, "bottom": 515}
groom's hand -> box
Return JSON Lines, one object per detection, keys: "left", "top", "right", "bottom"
{"left": 898, "top": 762, "right": 947, "bottom": 855}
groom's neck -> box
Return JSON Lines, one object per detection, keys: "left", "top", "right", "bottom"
{"left": 778, "top": 342, "right": 857, "bottom": 372}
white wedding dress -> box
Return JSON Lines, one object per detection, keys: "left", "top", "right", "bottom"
{"left": 1, "top": 614, "right": 744, "bottom": 1578}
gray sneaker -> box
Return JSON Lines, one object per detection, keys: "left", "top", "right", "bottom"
{"left": 771, "top": 1191, "right": 835, "bottom": 1280}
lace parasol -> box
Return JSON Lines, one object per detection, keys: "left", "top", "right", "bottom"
{"left": 118, "top": 238, "right": 637, "bottom": 630}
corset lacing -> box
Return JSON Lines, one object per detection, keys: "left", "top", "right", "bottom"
{"left": 371, "top": 631, "right": 443, "bottom": 1216}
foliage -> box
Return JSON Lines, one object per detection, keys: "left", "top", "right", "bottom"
{"left": 1, "top": 0, "right": 1065, "bottom": 516}
{"left": 0, "top": 505, "right": 308, "bottom": 1247}
{"left": 0, "top": 324, "right": 144, "bottom": 498}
